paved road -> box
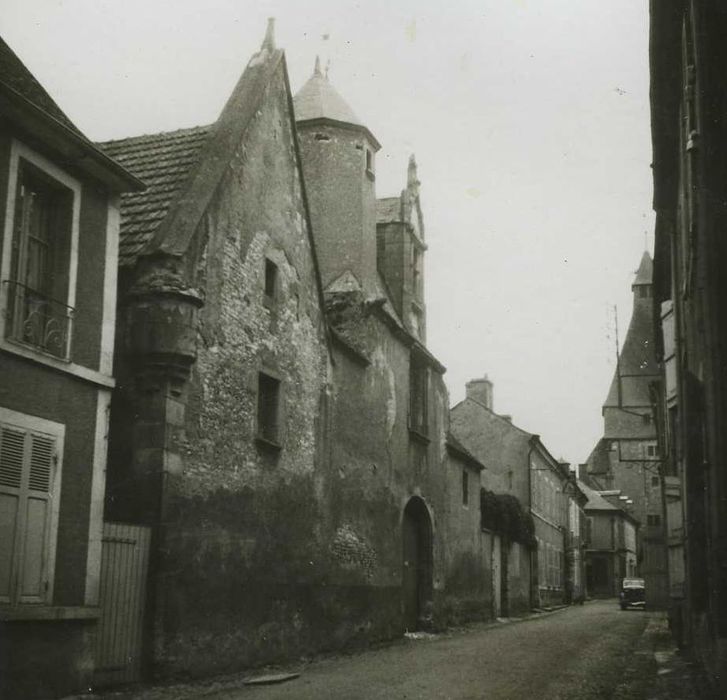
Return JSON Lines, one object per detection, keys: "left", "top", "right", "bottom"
{"left": 105, "top": 600, "right": 656, "bottom": 700}
{"left": 222, "top": 600, "right": 649, "bottom": 699}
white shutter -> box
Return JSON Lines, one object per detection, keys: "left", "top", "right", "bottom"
{"left": 0, "top": 424, "right": 56, "bottom": 604}
{"left": 0, "top": 426, "right": 25, "bottom": 603}
{"left": 19, "top": 433, "right": 55, "bottom": 603}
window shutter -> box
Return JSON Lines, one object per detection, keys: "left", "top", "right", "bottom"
{"left": 0, "top": 426, "right": 25, "bottom": 602}
{"left": 19, "top": 433, "right": 55, "bottom": 603}
{"left": 0, "top": 424, "right": 56, "bottom": 604}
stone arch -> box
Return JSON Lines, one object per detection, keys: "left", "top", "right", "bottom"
{"left": 402, "top": 496, "right": 433, "bottom": 631}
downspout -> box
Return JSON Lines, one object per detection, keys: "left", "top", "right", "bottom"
{"left": 527, "top": 436, "right": 537, "bottom": 609}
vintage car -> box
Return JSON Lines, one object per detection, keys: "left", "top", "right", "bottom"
{"left": 619, "top": 578, "right": 646, "bottom": 610}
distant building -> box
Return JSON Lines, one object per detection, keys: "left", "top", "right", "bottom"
{"left": 451, "top": 377, "right": 572, "bottom": 611}
{"left": 582, "top": 251, "right": 668, "bottom": 608}
{"left": 0, "top": 36, "right": 141, "bottom": 699}
{"left": 578, "top": 481, "right": 638, "bottom": 597}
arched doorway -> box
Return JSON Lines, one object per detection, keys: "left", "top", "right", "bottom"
{"left": 402, "top": 496, "right": 433, "bottom": 631}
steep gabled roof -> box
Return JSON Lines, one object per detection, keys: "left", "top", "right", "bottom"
{"left": 99, "top": 126, "right": 211, "bottom": 266}
{"left": 0, "top": 36, "right": 81, "bottom": 136}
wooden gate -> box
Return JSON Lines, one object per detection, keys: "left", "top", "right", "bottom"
{"left": 94, "top": 522, "right": 151, "bottom": 687}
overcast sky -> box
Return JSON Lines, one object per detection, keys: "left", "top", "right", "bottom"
{"left": 2, "top": 0, "right": 654, "bottom": 465}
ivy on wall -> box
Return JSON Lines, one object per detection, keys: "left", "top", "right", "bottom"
{"left": 480, "top": 488, "right": 537, "bottom": 549}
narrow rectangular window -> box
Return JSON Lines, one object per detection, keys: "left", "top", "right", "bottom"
{"left": 409, "top": 354, "right": 428, "bottom": 436}
{"left": 462, "top": 469, "right": 469, "bottom": 506}
{"left": 264, "top": 259, "right": 278, "bottom": 301}
{"left": 257, "top": 372, "right": 281, "bottom": 444}
{"left": 6, "top": 160, "right": 74, "bottom": 358}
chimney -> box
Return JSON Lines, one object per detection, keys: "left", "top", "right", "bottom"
{"left": 466, "top": 376, "right": 493, "bottom": 410}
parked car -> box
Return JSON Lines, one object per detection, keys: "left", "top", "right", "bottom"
{"left": 619, "top": 578, "right": 646, "bottom": 610}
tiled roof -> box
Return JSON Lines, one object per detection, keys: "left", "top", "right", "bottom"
{"left": 376, "top": 196, "right": 402, "bottom": 224}
{"left": 0, "top": 35, "right": 83, "bottom": 137}
{"left": 98, "top": 126, "right": 211, "bottom": 266}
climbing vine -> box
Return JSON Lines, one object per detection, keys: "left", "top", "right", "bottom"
{"left": 480, "top": 488, "right": 536, "bottom": 549}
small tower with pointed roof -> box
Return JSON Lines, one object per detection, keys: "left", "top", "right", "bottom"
{"left": 294, "top": 59, "right": 381, "bottom": 296}
{"left": 376, "top": 154, "right": 428, "bottom": 340}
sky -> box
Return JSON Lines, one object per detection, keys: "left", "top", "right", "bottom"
{"left": 1, "top": 0, "right": 655, "bottom": 465}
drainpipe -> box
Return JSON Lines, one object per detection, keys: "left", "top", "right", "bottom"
{"left": 527, "top": 436, "right": 538, "bottom": 609}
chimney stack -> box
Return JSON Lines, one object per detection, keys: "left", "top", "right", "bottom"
{"left": 466, "top": 376, "right": 493, "bottom": 410}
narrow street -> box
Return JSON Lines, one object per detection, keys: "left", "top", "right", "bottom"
{"left": 103, "top": 600, "right": 675, "bottom": 700}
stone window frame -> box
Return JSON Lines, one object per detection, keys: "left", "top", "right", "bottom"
{"left": 462, "top": 469, "right": 469, "bottom": 507}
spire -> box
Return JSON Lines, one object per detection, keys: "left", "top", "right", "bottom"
{"left": 314, "top": 55, "right": 322, "bottom": 77}
{"left": 261, "top": 17, "right": 276, "bottom": 51}
{"left": 407, "top": 154, "right": 420, "bottom": 196}
{"left": 632, "top": 251, "right": 653, "bottom": 288}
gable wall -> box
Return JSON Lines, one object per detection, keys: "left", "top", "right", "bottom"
{"left": 128, "top": 63, "right": 331, "bottom": 677}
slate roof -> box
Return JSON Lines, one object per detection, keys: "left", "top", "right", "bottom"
{"left": 633, "top": 251, "right": 653, "bottom": 286}
{"left": 0, "top": 35, "right": 82, "bottom": 137}
{"left": 377, "top": 196, "right": 402, "bottom": 224}
{"left": 577, "top": 479, "right": 619, "bottom": 512}
{"left": 294, "top": 61, "right": 362, "bottom": 125}
{"left": 603, "top": 253, "right": 659, "bottom": 407}
{"left": 98, "top": 126, "right": 211, "bottom": 266}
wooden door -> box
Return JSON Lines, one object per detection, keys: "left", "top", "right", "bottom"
{"left": 94, "top": 522, "right": 151, "bottom": 687}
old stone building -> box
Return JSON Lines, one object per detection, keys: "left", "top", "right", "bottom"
{"left": 578, "top": 480, "right": 638, "bottom": 597}
{"left": 87, "top": 22, "right": 494, "bottom": 685}
{"left": 293, "top": 55, "right": 492, "bottom": 635}
{"left": 582, "top": 252, "right": 668, "bottom": 608}
{"left": 450, "top": 377, "right": 571, "bottom": 612}
{"left": 101, "top": 25, "right": 331, "bottom": 679}
{"left": 0, "top": 36, "right": 141, "bottom": 699}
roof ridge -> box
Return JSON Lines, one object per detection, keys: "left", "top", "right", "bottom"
{"left": 97, "top": 124, "right": 212, "bottom": 148}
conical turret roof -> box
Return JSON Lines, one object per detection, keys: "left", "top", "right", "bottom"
{"left": 294, "top": 57, "right": 362, "bottom": 125}
{"left": 633, "top": 251, "right": 653, "bottom": 286}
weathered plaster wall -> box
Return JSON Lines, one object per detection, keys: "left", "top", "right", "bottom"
{"left": 145, "top": 65, "right": 331, "bottom": 677}
{"left": 297, "top": 123, "right": 378, "bottom": 294}
{"left": 439, "top": 455, "right": 492, "bottom": 624}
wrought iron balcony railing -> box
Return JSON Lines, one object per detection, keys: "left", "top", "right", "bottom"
{"left": 3, "top": 280, "right": 73, "bottom": 360}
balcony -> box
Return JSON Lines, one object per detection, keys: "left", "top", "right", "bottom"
{"left": 3, "top": 280, "right": 73, "bottom": 360}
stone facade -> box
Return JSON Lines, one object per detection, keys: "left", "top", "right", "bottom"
{"left": 97, "top": 25, "right": 495, "bottom": 683}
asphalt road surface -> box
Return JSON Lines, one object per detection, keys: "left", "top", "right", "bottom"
{"left": 213, "top": 599, "right": 651, "bottom": 699}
